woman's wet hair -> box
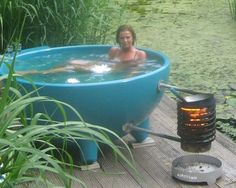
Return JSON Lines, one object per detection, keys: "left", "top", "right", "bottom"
{"left": 116, "top": 25, "right": 136, "bottom": 45}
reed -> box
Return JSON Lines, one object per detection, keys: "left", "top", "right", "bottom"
{"left": 0, "top": 0, "right": 122, "bottom": 53}
{"left": 228, "top": 0, "right": 236, "bottom": 20}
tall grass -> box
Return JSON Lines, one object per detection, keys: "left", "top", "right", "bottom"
{"left": 0, "top": 52, "right": 138, "bottom": 187}
{"left": 228, "top": 0, "right": 236, "bottom": 20}
{"left": 0, "top": 0, "right": 122, "bottom": 53}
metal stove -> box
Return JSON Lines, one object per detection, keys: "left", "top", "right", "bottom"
{"left": 123, "top": 82, "right": 223, "bottom": 185}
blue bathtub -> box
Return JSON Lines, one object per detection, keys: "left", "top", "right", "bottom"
{"left": 0, "top": 45, "right": 170, "bottom": 164}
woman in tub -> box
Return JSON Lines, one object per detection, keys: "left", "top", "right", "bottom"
{"left": 17, "top": 25, "right": 146, "bottom": 75}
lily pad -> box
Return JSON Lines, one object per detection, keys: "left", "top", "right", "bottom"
{"left": 226, "top": 96, "right": 236, "bottom": 108}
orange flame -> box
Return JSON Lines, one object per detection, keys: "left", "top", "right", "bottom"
{"left": 180, "top": 107, "right": 208, "bottom": 118}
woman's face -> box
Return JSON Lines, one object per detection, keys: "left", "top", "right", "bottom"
{"left": 118, "top": 30, "right": 133, "bottom": 50}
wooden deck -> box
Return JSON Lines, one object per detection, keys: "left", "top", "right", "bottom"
{"left": 25, "top": 95, "right": 236, "bottom": 187}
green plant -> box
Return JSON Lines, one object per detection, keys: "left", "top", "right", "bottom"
{"left": 216, "top": 118, "right": 236, "bottom": 141}
{"left": 0, "top": 52, "right": 138, "bottom": 187}
{"left": 228, "top": 0, "right": 236, "bottom": 20}
{"left": 0, "top": 0, "right": 123, "bottom": 53}
{"left": 216, "top": 90, "right": 236, "bottom": 141}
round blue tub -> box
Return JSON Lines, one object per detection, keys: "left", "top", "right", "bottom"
{"left": 1, "top": 45, "right": 170, "bottom": 164}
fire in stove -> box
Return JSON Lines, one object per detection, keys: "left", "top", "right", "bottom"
{"left": 177, "top": 93, "right": 216, "bottom": 152}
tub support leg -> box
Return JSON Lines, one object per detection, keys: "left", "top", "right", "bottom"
{"left": 78, "top": 140, "right": 100, "bottom": 170}
{"left": 130, "top": 119, "right": 156, "bottom": 148}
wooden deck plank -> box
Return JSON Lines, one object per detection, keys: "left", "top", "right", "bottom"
{"left": 96, "top": 152, "right": 142, "bottom": 188}
{"left": 130, "top": 145, "right": 182, "bottom": 188}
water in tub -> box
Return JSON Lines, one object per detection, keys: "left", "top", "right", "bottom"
{"left": 13, "top": 52, "right": 163, "bottom": 84}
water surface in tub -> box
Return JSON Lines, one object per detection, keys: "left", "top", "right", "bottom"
{"left": 14, "top": 50, "right": 163, "bottom": 84}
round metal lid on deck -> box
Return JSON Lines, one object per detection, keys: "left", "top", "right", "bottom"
{"left": 172, "top": 154, "right": 223, "bottom": 185}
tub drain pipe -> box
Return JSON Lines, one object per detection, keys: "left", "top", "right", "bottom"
{"left": 158, "top": 82, "right": 201, "bottom": 95}
{"left": 123, "top": 123, "right": 181, "bottom": 142}
{"left": 158, "top": 82, "right": 211, "bottom": 102}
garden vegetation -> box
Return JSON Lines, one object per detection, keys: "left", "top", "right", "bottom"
{"left": 228, "top": 0, "right": 236, "bottom": 20}
{"left": 0, "top": 0, "right": 122, "bottom": 53}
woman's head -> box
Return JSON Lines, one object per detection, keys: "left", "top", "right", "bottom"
{"left": 116, "top": 25, "right": 136, "bottom": 46}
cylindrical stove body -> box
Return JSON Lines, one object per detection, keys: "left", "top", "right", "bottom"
{"left": 177, "top": 94, "right": 216, "bottom": 152}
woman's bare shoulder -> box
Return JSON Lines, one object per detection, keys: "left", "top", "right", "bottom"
{"left": 109, "top": 47, "right": 120, "bottom": 59}
{"left": 136, "top": 49, "right": 147, "bottom": 59}
{"left": 109, "top": 47, "right": 119, "bottom": 54}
